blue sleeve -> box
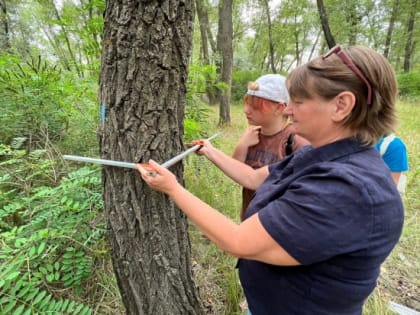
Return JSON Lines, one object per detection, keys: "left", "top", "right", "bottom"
{"left": 382, "top": 138, "right": 409, "bottom": 172}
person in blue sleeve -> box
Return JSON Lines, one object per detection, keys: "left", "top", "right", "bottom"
{"left": 375, "top": 134, "right": 409, "bottom": 194}
{"left": 137, "top": 45, "right": 404, "bottom": 315}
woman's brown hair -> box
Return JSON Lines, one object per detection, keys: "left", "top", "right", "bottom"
{"left": 287, "top": 45, "right": 398, "bottom": 146}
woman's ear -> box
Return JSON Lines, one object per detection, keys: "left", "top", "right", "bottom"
{"left": 332, "top": 92, "right": 356, "bottom": 122}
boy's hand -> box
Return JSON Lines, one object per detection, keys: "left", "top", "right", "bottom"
{"left": 238, "top": 126, "right": 261, "bottom": 148}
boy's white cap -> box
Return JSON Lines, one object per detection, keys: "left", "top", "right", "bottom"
{"left": 247, "top": 74, "right": 289, "bottom": 103}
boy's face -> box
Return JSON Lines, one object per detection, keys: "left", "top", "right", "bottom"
{"left": 244, "top": 95, "right": 285, "bottom": 126}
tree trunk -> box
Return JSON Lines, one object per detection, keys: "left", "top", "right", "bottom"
{"left": 384, "top": 0, "right": 399, "bottom": 58}
{"left": 99, "top": 1, "right": 203, "bottom": 314}
{"left": 403, "top": 0, "right": 417, "bottom": 72}
{"left": 316, "top": 0, "right": 335, "bottom": 48}
{"left": 196, "top": 0, "right": 218, "bottom": 104}
{"left": 262, "top": 0, "right": 276, "bottom": 73}
{"left": 216, "top": 0, "right": 232, "bottom": 126}
{"left": 0, "top": 0, "right": 11, "bottom": 51}
{"left": 196, "top": 0, "right": 210, "bottom": 64}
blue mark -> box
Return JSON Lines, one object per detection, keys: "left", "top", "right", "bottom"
{"left": 99, "top": 104, "right": 105, "bottom": 123}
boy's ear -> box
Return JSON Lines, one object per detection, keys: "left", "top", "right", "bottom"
{"left": 332, "top": 92, "right": 356, "bottom": 122}
{"left": 274, "top": 102, "right": 287, "bottom": 115}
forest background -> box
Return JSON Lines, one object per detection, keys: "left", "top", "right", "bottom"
{"left": 0, "top": 0, "right": 419, "bottom": 314}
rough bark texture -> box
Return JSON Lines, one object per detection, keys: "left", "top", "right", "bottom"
{"left": 98, "top": 1, "right": 203, "bottom": 314}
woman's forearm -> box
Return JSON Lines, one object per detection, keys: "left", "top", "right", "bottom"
{"left": 169, "top": 184, "right": 242, "bottom": 255}
{"left": 205, "top": 146, "right": 268, "bottom": 190}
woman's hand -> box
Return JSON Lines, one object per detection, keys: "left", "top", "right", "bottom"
{"left": 136, "top": 160, "right": 180, "bottom": 195}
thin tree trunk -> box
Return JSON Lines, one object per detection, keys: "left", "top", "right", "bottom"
{"left": 196, "top": 0, "right": 217, "bottom": 104}
{"left": 0, "top": 0, "right": 10, "bottom": 51}
{"left": 316, "top": 0, "right": 335, "bottom": 48}
{"left": 196, "top": 0, "right": 210, "bottom": 63}
{"left": 293, "top": 14, "right": 301, "bottom": 66}
{"left": 262, "top": 0, "right": 276, "bottom": 73}
{"left": 403, "top": 0, "right": 417, "bottom": 72}
{"left": 99, "top": 1, "right": 203, "bottom": 314}
{"left": 217, "top": 0, "right": 232, "bottom": 125}
{"left": 384, "top": 0, "right": 399, "bottom": 58}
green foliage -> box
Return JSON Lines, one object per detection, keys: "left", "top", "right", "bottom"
{"left": 184, "top": 63, "right": 219, "bottom": 141}
{"left": 60, "top": 0, "right": 105, "bottom": 76}
{"left": 0, "top": 147, "right": 104, "bottom": 313}
{"left": 0, "top": 53, "right": 100, "bottom": 156}
{"left": 397, "top": 71, "right": 420, "bottom": 99}
{"left": 0, "top": 54, "right": 70, "bottom": 147}
{"left": 54, "top": 73, "right": 99, "bottom": 157}
{"left": 0, "top": 143, "right": 57, "bottom": 213}
{"left": 231, "top": 69, "right": 262, "bottom": 102}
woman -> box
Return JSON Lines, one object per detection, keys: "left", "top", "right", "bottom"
{"left": 137, "top": 45, "right": 404, "bottom": 315}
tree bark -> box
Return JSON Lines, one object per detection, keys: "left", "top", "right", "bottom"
{"left": 384, "top": 0, "right": 399, "bottom": 58}
{"left": 216, "top": 0, "right": 232, "bottom": 125}
{"left": 196, "top": 0, "right": 210, "bottom": 64}
{"left": 316, "top": 0, "right": 335, "bottom": 48}
{"left": 261, "top": 0, "right": 276, "bottom": 73}
{"left": 99, "top": 1, "right": 203, "bottom": 314}
{"left": 196, "top": 0, "right": 218, "bottom": 104}
{"left": 403, "top": 0, "right": 417, "bottom": 72}
{"left": 0, "top": 0, "right": 10, "bottom": 51}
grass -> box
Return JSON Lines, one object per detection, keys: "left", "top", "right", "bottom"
{"left": 185, "top": 105, "right": 247, "bottom": 314}
{"left": 374, "top": 99, "right": 420, "bottom": 312}
{"left": 185, "top": 100, "right": 419, "bottom": 314}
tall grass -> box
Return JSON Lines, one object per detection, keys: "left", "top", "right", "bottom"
{"left": 372, "top": 100, "right": 420, "bottom": 313}
{"left": 185, "top": 104, "right": 247, "bottom": 314}
{"left": 186, "top": 101, "right": 419, "bottom": 314}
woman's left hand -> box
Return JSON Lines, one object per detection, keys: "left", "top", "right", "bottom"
{"left": 136, "top": 160, "right": 180, "bottom": 195}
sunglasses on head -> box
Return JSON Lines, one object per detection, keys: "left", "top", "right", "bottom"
{"left": 322, "top": 45, "right": 372, "bottom": 105}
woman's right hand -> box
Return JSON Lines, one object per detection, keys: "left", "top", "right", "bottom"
{"left": 136, "top": 160, "right": 180, "bottom": 195}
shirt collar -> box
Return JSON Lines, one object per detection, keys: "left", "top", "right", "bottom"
{"left": 292, "top": 137, "right": 370, "bottom": 169}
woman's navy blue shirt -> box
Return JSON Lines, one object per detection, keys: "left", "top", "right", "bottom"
{"left": 239, "top": 138, "right": 404, "bottom": 315}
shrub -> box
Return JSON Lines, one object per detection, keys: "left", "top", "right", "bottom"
{"left": 397, "top": 71, "right": 420, "bottom": 99}
{"left": 231, "top": 69, "right": 262, "bottom": 102}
